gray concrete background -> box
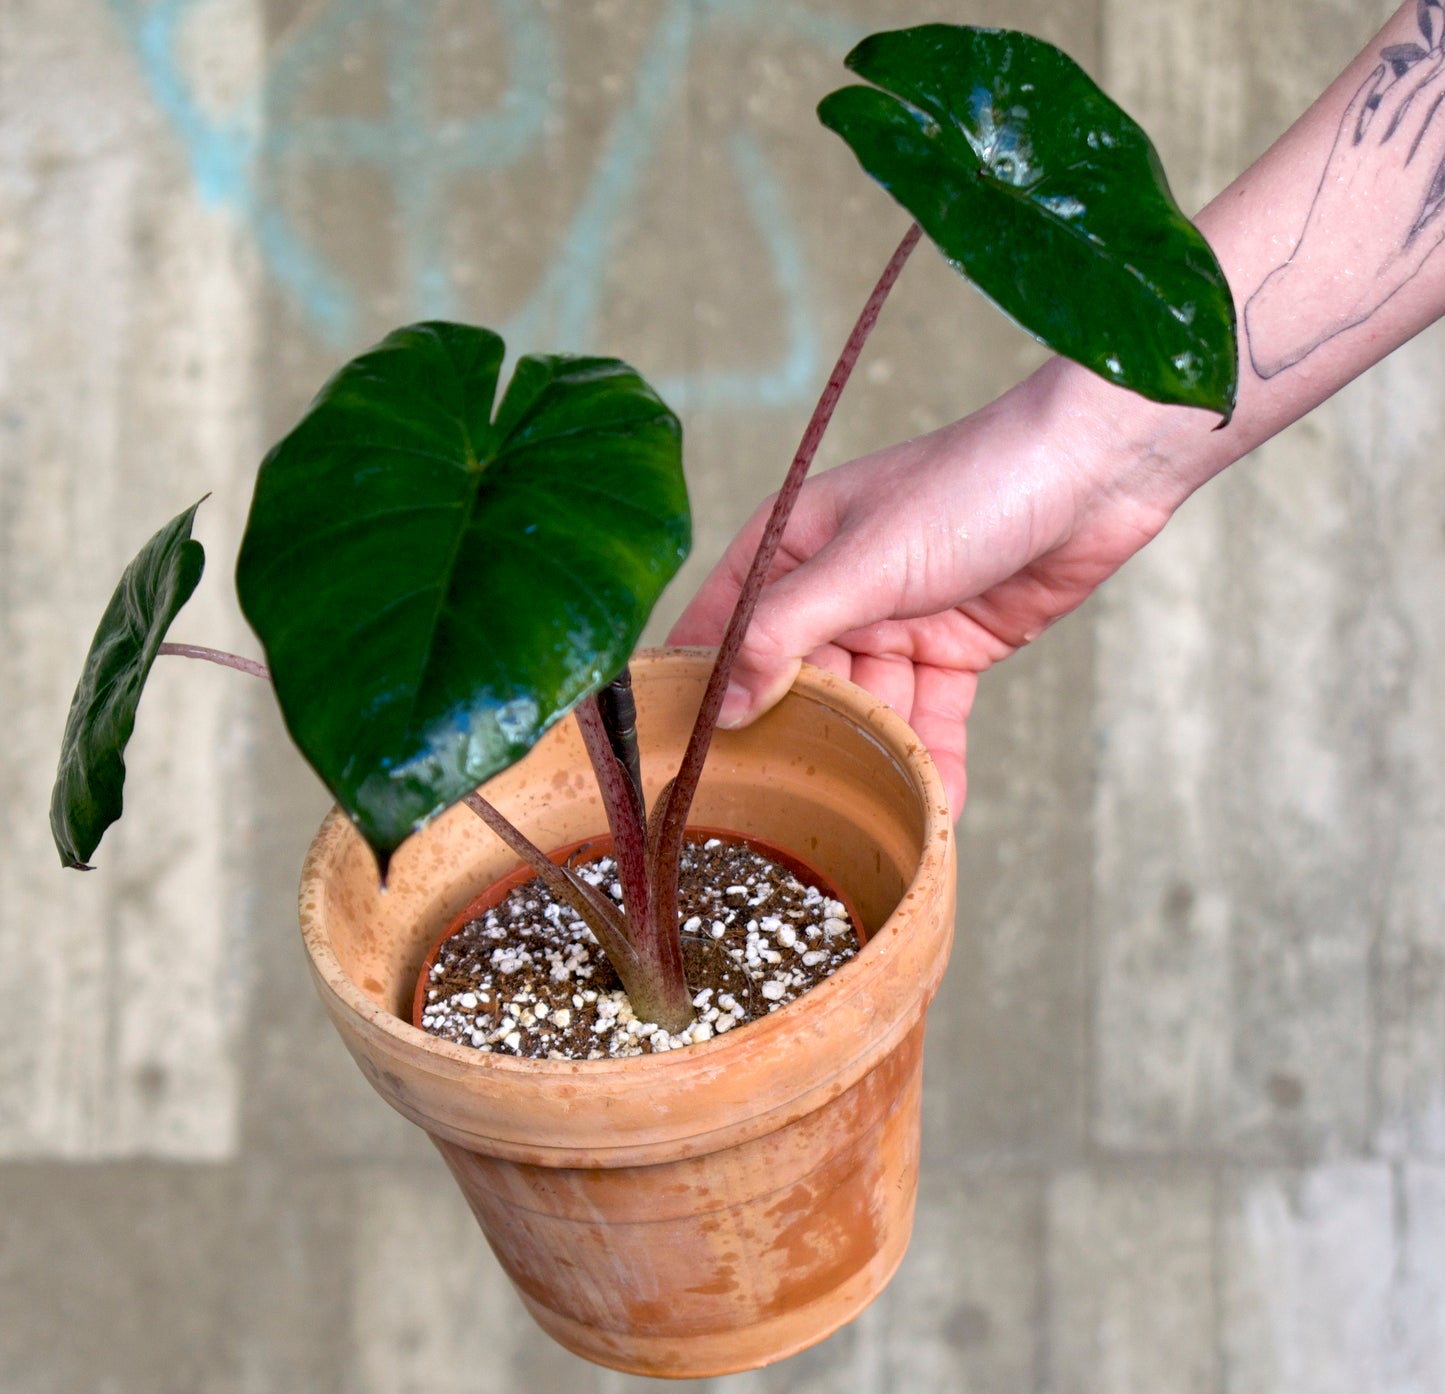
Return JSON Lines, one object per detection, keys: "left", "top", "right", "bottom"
{"left": 4, "top": 0, "right": 1443, "bottom": 1390}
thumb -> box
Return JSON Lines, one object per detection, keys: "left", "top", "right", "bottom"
{"left": 716, "top": 542, "right": 886, "bottom": 728}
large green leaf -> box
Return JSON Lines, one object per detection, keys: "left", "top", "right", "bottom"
{"left": 819, "top": 25, "right": 1237, "bottom": 417}
{"left": 51, "top": 499, "right": 207, "bottom": 868}
{"left": 235, "top": 321, "right": 689, "bottom": 862}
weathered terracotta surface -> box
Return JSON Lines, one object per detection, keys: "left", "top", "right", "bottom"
{"left": 298, "top": 649, "right": 955, "bottom": 1376}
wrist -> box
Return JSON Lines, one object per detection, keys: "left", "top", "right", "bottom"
{"left": 1023, "top": 354, "right": 1241, "bottom": 524}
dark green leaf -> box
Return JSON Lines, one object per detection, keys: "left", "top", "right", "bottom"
{"left": 819, "top": 25, "right": 1238, "bottom": 417}
{"left": 51, "top": 499, "right": 207, "bottom": 868}
{"left": 235, "top": 321, "right": 689, "bottom": 861}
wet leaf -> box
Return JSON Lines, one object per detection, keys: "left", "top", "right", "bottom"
{"left": 51, "top": 499, "right": 207, "bottom": 868}
{"left": 820, "top": 25, "right": 1238, "bottom": 417}
{"left": 235, "top": 322, "right": 689, "bottom": 861}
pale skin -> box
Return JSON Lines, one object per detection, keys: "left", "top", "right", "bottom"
{"left": 1247, "top": 0, "right": 1445, "bottom": 374}
{"left": 669, "top": 1, "right": 1445, "bottom": 818}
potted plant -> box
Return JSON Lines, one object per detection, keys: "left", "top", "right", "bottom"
{"left": 49, "top": 25, "right": 1236, "bottom": 1378}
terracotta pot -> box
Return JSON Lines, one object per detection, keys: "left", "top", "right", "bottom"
{"left": 299, "top": 648, "right": 955, "bottom": 1377}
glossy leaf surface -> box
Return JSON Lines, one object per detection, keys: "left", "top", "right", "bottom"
{"left": 235, "top": 322, "right": 689, "bottom": 861}
{"left": 51, "top": 499, "right": 207, "bottom": 868}
{"left": 820, "top": 25, "right": 1237, "bottom": 416}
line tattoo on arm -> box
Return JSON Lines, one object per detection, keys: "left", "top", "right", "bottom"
{"left": 1244, "top": 0, "right": 1445, "bottom": 378}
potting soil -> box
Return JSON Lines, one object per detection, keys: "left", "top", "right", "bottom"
{"left": 418, "top": 836, "right": 858, "bottom": 1060}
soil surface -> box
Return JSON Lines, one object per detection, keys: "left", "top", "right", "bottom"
{"left": 418, "top": 836, "right": 859, "bottom": 1060}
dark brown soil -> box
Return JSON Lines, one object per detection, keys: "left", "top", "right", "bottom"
{"left": 418, "top": 835, "right": 859, "bottom": 1060}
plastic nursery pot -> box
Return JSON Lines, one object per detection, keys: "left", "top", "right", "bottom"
{"left": 298, "top": 648, "right": 956, "bottom": 1378}
{"left": 408, "top": 828, "right": 867, "bottom": 1032}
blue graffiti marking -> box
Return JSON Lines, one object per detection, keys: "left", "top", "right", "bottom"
{"left": 106, "top": 0, "right": 867, "bottom": 408}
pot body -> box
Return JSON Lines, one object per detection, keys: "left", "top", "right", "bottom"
{"left": 299, "top": 649, "right": 955, "bottom": 1377}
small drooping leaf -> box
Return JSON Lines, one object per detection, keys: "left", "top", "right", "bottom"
{"left": 819, "top": 25, "right": 1238, "bottom": 418}
{"left": 51, "top": 499, "right": 208, "bottom": 868}
{"left": 235, "top": 321, "right": 689, "bottom": 862}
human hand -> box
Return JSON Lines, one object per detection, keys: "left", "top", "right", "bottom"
{"left": 668, "top": 363, "right": 1191, "bottom": 818}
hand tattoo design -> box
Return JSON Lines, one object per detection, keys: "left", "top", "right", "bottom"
{"left": 1245, "top": 0, "right": 1445, "bottom": 377}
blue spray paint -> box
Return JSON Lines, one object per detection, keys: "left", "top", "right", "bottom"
{"left": 106, "top": 0, "right": 867, "bottom": 408}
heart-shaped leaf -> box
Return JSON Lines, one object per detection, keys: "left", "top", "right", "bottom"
{"left": 235, "top": 321, "right": 689, "bottom": 862}
{"left": 820, "top": 25, "right": 1238, "bottom": 417}
{"left": 51, "top": 499, "right": 207, "bottom": 868}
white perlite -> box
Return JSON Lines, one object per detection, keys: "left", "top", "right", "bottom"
{"left": 420, "top": 843, "right": 859, "bottom": 1060}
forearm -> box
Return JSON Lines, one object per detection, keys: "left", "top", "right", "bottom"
{"left": 1048, "top": 0, "right": 1445, "bottom": 514}
{"left": 672, "top": 1, "right": 1445, "bottom": 793}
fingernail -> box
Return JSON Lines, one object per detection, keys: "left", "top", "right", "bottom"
{"left": 717, "top": 682, "right": 750, "bottom": 729}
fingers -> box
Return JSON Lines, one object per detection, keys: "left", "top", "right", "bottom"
{"left": 712, "top": 536, "right": 901, "bottom": 724}
{"left": 668, "top": 468, "right": 849, "bottom": 654}
{"left": 667, "top": 566, "right": 747, "bottom": 649}
{"left": 668, "top": 489, "right": 876, "bottom": 726}
{"left": 667, "top": 506, "right": 770, "bottom": 650}
{"left": 901, "top": 664, "right": 974, "bottom": 821}
{"left": 848, "top": 651, "right": 917, "bottom": 719}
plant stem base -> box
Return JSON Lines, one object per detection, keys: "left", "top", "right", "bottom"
{"left": 415, "top": 833, "right": 860, "bottom": 1059}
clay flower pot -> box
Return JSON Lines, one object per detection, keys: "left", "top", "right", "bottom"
{"left": 298, "top": 648, "right": 955, "bottom": 1377}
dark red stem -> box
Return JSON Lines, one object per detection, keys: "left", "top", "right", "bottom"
{"left": 575, "top": 694, "right": 650, "bottom": 919}
{"left": 657, "top": 220, "right": 924, "bottom": 857}
{"left": 574, "top": 696, "right": 693, "bottom": 1029}
{"left": 463, "top": 222, "right": 922, "bottom": 1032}
{"left": 464, "top": 789, "right": 694, "bottom": 1032}
{"left": 159, "top": 643, "right": 270, "bottom": 680}
{"left": 462, "top": 792, "right": 639, "bottom": 977}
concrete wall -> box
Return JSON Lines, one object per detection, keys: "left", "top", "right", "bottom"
{"left": 4, "top": 0, "right": 1443, "bottom": 1389}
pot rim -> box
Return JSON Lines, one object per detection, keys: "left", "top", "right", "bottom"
{"left": 299, "top": 650, "right": 953, "bottom": 1086}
